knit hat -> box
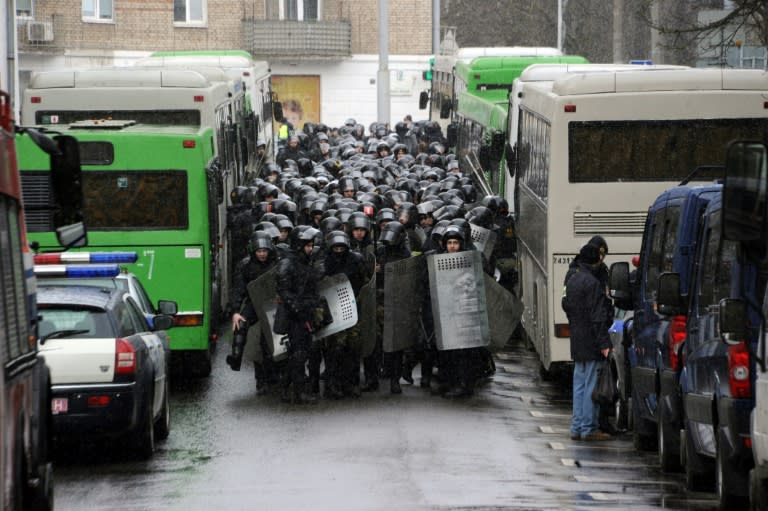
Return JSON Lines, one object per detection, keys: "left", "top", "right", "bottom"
{"left": 578, "top": 243, "right": 601, "bottom": 265}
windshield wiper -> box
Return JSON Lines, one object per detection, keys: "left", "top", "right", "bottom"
{"left": 40, "top": 329, "right": 90, "bottom": 344}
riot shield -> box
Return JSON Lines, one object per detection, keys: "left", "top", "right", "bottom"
{"left": 312, "top": 274, "right": 358, "bottom": 340}
{"left": 383, "top": 255, "right": 425, "bottom": 353}
{"left": 470, "top": 224, "right": 497, "bottom": 261}
{"left": 358, "top": 267, "right": 377, "bottom": 358}
{"left": 247, "top": 268, "right": 288, "bottom": 362}
{"left": 484, "top": 274, "right": 523, "bottom": 351}
{"left": 427, "top": 250, "right": 490, "bottom": 350}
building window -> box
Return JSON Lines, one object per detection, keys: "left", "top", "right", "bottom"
{"left": 266, "top": 0, "right": 320, "bottom": 21}
{"left": 17, "top": 0, "right": 33, "bottom": 18}
{"left": 82, "top": 0, "right": 114, "bottom": 22}
{"left": 174, "top": 0, "right": 206, "bottom": 25}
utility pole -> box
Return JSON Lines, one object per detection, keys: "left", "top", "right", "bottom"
{"left": 432, "top": 0, "right": 440, "bottom": 55}
{"left": 377, "top": 0, "right": 390, "bottom": 126}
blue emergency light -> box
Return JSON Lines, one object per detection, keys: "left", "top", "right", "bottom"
{"left": 34, "top": 264, "right": 121, "bottom": 278}
{"left": 34, "top": 251, "right": 138, "bottom": 265}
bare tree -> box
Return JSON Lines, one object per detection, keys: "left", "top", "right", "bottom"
{"left": 640, "top": 0, "right": 767, "bottom": 62}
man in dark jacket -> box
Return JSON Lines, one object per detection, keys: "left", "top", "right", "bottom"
{"left": 562, "top": 242, "right": 613, "bottom": 441}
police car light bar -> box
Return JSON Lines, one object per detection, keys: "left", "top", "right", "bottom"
{"left": 34, "top": 251, "right": 138, "bottom": 265}
{"left": 34, "top": 264, "right": 121, "bottom": 278}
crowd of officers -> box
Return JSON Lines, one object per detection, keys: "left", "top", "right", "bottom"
{"left": 226, "top": 117, "right": 517, "bottom": 404}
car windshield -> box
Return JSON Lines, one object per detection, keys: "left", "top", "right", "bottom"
{"left": 38, "top": 308, "right": 113, "bottom": 339}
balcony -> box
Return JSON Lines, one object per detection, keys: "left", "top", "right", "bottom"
{"left": 243, "top": 19, "right": 351, "bottom": 60}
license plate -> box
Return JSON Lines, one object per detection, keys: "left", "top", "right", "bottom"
{"left": 51, "top": 398, "right": 68, "bottom": 415}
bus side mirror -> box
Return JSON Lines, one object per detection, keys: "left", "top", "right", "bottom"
{"left": 657, "top": 272, "right": 684, "bottom": 316}
{"left": 722, "top": 140, "right": 768, "bottom": 256}
{"left": 478, "top": 145, "right": 491, "bottom": 170}
{"left": 440, "top": 99, "right": 452, "bottom": 119}
{"left": 419, "top": 91, "right": 429, "bottom": 110}
{"left": 719, "top": 298, "right": 746, "bottom": 346}
{"left": 446, "top": 123, "right": 458, "bottom": 149}
{"left": 273, "top": 101, "right": 283, "bottom": 122}
{"left": 505, "top": 142, "right": 516, "bottom": 178}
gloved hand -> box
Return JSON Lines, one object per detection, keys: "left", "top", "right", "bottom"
{"left": 312, "top": 307, "right": 326, "bottom": 330}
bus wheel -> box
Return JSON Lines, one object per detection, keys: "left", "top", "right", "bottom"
{"left": 187, "top": 349, "right": 212, "bottom": 378}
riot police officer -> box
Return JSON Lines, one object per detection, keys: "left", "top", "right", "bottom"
{"left": 276, "top": 226, "right": 324, "bottom": 404}
{"left": 227, "top": 231, "right": 279, "bottom": 394}
{"left": 322, "top": 231, "right": 369, "bottom": 398}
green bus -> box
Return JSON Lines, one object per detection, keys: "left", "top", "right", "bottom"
{"left": 18, "top": 121, "right": 221, "bottom": 377}
{"left": 435, "top": 48, "right": 588, "bottom": 195}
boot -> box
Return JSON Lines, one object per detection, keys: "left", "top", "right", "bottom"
{"left": 402, "top": 351, "right": 415, "bottom": 385}
{"left": 254, "top": 363, "right": 268, "bottom": 395}
{"left": 225, "top": 329, "right": 246, "bottom": 371}
{"left": 390, "top": 378, "right": 402, "bottom": 394}
{"left": 420, "top": 356, "right": 433, "bottom": 388}
{"left": 390, "top": 351, "right": 403, "bottom": 394}
{"left": 361, "top": 355, "right": 379, "bottom": 391}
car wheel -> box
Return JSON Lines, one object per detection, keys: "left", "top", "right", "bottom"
{"left": 132, "top": 392, "right": 155, "bottom": 460}
{"left": 716, "top": 429, "right": 748, "bottom": 510}
{"left": 684, "top": 424, "right": 714, "bottom": 492}
{"left": 658, "top": 402, "right": 681, "bottom": 472}
{"left": 154, "top": 378, "right": 171, "bottom": 441}
{"left": 631, "top": 386, "right": 656, "bottom": 451}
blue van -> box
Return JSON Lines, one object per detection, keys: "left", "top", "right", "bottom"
{"left": 659, "top": 191, "right": 763, "bottom": 508}
{"left": 610, "top": 184, "right": 721, "bottom": 471}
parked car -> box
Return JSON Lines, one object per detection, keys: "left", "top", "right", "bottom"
{"left": 658, "top": 191, "right": 762, "bottom": 509}
{"left": 608, "top": 307, "right": 633, "bottom": 431}
{"left": 610, "top": 184, "right": 721, "bottom": 472}
{"left": 36, "top": 284, "right": 174, "bottom": 459}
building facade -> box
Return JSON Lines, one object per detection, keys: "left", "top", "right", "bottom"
{"left": 15, "top": 0, "right": 433, "bottom": 127}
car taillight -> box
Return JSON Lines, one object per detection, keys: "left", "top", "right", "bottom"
{"left": 728, "top": 342, "right": 751, "bottom": 399}
{"left": 115, "top": 338, "right": 136, "bottom": 376}
{"left": 668, "top": 315, "right": 687, "bottom": 370}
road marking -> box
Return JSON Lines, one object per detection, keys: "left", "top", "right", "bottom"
{"left": 573, "top": 475, "right": 680, "bottom": 486}
{"left": 549, "top": 442, "right": 565, "bottom": 450}
{"left": 531, "top": 410, "right": 570, "bottom": 418}
{"left": 540, "top": 426, "right": 553, "bottom": 433}
{"left": 562, "top": 458, "right": 577, "bottom": 466}
{"left": 588, "top": 492, "right": 610, "bottom": 501}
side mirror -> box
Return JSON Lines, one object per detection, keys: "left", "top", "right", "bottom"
{"left": 446, "top": 123, "right": 458, "bottom": 149}
{"left": 50, "top": 135, "right": 84, "bottom": 229}
{"left": 153, "top": 314, "right": 174, "bottom": 331}
{"left": 440, "top": 99, "right": 452, "bottom": 119}
{"left": 478, "top": 145, "right": 492, "bottom": 170}
{"left": 505, "top": 142, "right": 516, "bottom": 178}
{"left": 657, "top": 272, "right": 684, "bottom": 316}
{"left": 608, "top": 261, "right": 631, "bottom": 301}
{"left": 273, "top": 101, "right": 283, "bottom": 122}
{"left": 719, "top": 298, "right": 746, "bottom": 345}
{"left": 55, "top": 221, "right": 87, "bottom": 248}
{"left": 157, "top": 300, "right": 178, "bottom": 316}
{"left": 419, "top": 91, "right": 429, "bottom": 110}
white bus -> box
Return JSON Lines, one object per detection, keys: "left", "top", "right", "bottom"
{"left": 134, "top": 50, "right": 276, "bottom": 161}
{"left": 511, "top": 68, "right": 768, "bottom": 373}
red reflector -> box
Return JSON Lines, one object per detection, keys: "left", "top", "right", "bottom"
{"left": 555, "top": 323, "right": 570, "bottom": 338}
{"left": 210, "top": 333, "right": 218, "bottom": 341}
{"left": 87, "top": 395, "right": 111, "bottom": 407}
{"left": 183, "top": 140, "right": 196, "bottom": 148}
{"left": 564, "top": 104, "right": 576, "bottom": 113}
{"left": 745, "top": 436, "right": 753, "bottom": 449}
{"left": 193, "top": 95, "right": 205, "bottom": 102}
{"left": 669, "top": 315, "right": 687, "bottom": 370}
{"left": 728, "top": 342, "right": 751, "bottom": 399}
{"left": 31, "top": 96, "right": 42, "bottom": 104}
{"left": 173, "top": 313, "right": 204, "bottom": 327}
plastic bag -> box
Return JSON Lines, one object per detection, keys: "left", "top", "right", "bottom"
{"left": 592, "top": 355, "right": 618, "bottom": 405}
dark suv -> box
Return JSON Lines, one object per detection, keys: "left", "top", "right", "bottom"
{"left": 610, "top": 184, "right": 721, "bottom": 471}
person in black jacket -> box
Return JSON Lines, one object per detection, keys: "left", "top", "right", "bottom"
{"left": 276, "top": 226, "right": 323, "bottom": 404}
{"left": 562, "top": 242, "right": 614, "bottom": 441}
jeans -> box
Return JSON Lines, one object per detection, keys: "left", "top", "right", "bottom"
{"left": 571, "top": 360, "right": 600, "bottom": 438}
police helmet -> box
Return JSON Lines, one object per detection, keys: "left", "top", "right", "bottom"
{"left": 230, "top": 186, "right": 249, "bottom": 205}
{"left": 273, "top": 214, "right": 294, "bottom": 232}
{"left": 254, "top": 221, "right": 281, "bottom": 242}
{"left": 288, "top": 225, "right": 320, "bottom": 251}
{"left": 378, "top": 221, "right": 406, "bottom": 247}
{"left": 376, "top": 207, "right": 397, "bottom": 225}
{"left": 442, "top": 225, "right": 465, "bottom": 249}
{"left": 465, "top": 206, "right": 494, "bottom": 229}
{"left": 248, "top": 231, "right": 275, "bottom": 256}
{"left": 348, "top": 211, "right": 372, "bottom": 232}
{"left": 326, "top": 230, "right": 351, "bottom": 251}
{"left": 320, "top": 216, "right": 343, "bottom": 235}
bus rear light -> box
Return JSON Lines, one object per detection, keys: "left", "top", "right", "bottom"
{"left": 554, "top": 323, "right": 570, "bottom": 338}
{"left": 183, "top": 140, "right": 196, "bottom": 148}
{"left": 115, "top": 338, "right": 136, "bottom": 376}
{"left": 31, "top": 96, "right": 42, "bottom": 104}
{"left": 173, "top": 313, "right": 204, "bottom": 327}
{"left": 668, "top": 315, "right": 687, "bottom": 370}
{"left": 728, "top": 342, "right": 751, "bottom": 399}
{"left": 193, "top": 95, "right": 204, "bottom": 102}
{"left": 564, "top": 104, "right": 576, "bottom": 113}
{"left": 87, "top": 395, "right": 111, "bottom": 407}
{"left": 210, "top": 333, "right": 218, "bottom": 341}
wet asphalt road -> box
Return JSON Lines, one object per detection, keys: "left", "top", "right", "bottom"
{"left": 51, "top": 333, "right": 721, "bottom": 511}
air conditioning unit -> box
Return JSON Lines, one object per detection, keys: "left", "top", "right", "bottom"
{"left": 27, "top": 22, "right": 54, "bottom": 42}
